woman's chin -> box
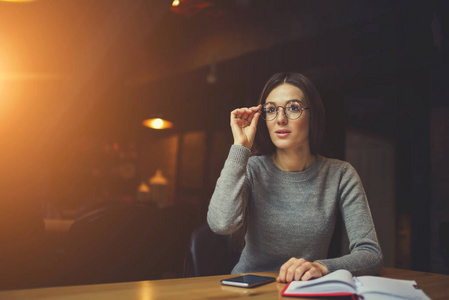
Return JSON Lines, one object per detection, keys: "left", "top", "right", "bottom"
{"left": 272, "top": 141, "right": 310, "bottom": 152}
{"left": 272, "top": 142, "right": 294, "bottom": 150}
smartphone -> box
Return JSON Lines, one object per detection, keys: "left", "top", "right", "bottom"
{"left": 221, "top": 274, "right": 276, "bottom": 288}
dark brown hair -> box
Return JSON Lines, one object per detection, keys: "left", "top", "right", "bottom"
{"left": 253, "top": 72, "right": 325, "bottom": 155}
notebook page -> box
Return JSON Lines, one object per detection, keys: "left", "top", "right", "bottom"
{"left": 355, "top": 276, "right": 430, "bottom": 300}
{"left": 286, "top": 281, "right": 355, "bottom": 294}
{"left": 360, "top": 293, "right": 428, "bottom": 300}
{"left": 285, "top": 269, "right": 356, "bottom": 294}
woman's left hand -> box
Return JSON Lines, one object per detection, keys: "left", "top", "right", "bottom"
{"left": 277, "top": 257, "right": 328, "bottom": 282}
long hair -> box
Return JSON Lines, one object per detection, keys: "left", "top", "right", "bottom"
{"left": 253, "top": 72, "right": 325, "bottom": 155}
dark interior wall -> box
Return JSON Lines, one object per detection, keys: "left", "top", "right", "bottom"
{"left": 429, "top": 0, "right": 449, "bottom": 273}
{"left": 430, "top": 60, "right": 449, "bottom": 274}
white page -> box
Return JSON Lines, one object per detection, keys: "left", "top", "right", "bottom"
{"left": 360, "top": 293, "right": 428, "bottom": 300}
{"left": 360, "top": 291, "right": 431, "bottom": 300}
{"left": 355, "top": 276, "right": 431, "bottom": 300}
{"left": 285, "top": 269, "right": 356, "bottom": 294}
{"left": 286, "top": 281, "right": 355, "bottom": 294}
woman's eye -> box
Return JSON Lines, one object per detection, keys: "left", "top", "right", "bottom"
{"left": 265, "top": 107, "right": 276, "bottom": 113}
{"left": 287, "top": 105, "right": 301, "bottom": 111}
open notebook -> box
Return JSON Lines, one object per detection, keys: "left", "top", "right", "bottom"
{"left": 281, "top": 269, "right": 430, "bottom": 300}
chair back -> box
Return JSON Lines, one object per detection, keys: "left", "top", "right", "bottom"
{"left": 184, "top": 223, "right": 241, "bottom": 277}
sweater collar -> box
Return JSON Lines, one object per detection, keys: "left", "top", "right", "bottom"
{"left": 262, "top": 153, "right": 321, "bottom": 182}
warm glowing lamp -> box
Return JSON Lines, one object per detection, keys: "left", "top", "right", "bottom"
{"left": 172, "top": 0, "right": 180, "bottom": 7}
{"left": 142, "top": 118, "right": 173, "bottom": 130}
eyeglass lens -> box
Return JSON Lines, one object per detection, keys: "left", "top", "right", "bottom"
{"left": 261, "top": 100, "right": 305, "bottom": 121}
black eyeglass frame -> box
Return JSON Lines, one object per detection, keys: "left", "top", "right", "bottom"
{"left": 260, "top": 100, "right": 310, "bottom": 121}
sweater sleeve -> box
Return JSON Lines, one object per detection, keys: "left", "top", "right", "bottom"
{"left": 315, "top": 163, "right": 383, "bottom": 276}
{"left": 207, "top": 145, "right": 252, "bottom": 235}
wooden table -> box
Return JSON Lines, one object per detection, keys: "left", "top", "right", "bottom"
{"left": 0, "top": 268, "right": 447, "bottom": 300}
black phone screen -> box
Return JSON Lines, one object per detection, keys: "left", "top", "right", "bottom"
{"left": 221, "top": 275, "right": 276, "bottom": 288}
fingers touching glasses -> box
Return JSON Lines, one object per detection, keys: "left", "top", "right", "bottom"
{"left": 233, "top": 105, "right": 261, "bottom": 121}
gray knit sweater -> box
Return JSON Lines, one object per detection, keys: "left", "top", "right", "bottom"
{"left": 207, "top": 145, "right": 382, "bottom": 276}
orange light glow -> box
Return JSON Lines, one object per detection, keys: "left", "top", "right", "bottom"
{"left": 0, "top": 72, "right": 64, "bottom": 81}
{"left": 142, "top": 118, "right": 173, "bottom": 130}
{"left": 0, "top": 0, "right": 36, "bottom": 2}
{"left": 172, "top": 0, "right": 180, "bottom": 7}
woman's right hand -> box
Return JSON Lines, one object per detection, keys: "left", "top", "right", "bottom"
{"left": 230, "top": 104, "right": 261, "bottom": 149}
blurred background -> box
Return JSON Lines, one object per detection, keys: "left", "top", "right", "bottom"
{"left": 0, "top": 0, "right": 448, "bottom": 290}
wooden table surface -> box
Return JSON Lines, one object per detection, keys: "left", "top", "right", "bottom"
{"left": 0, "top": 268, "right": 448, "bottom": 300}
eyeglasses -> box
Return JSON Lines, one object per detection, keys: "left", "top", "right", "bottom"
{"left": 260, "top": 100, "right": 310, "bottom": 121}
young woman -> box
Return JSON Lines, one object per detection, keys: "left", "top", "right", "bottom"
{"left": 207, "top": 72, "right": 382, "bottom": 282}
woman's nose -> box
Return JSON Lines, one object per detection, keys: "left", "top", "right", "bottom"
{"left": 276, "top": 107, "right": 288, "bottom": 124}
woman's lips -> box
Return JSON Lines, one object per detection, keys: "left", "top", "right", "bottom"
{"left": 275, "top": 129, "right": 291, "bottom": 137}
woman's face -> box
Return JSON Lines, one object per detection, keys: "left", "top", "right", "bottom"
{"left": 264, "top": 83, "right": 311, "bottom": 153}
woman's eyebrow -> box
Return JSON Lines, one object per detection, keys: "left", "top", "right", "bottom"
{"left": 267, "top": 99, "right": 302, "bottom": 104}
